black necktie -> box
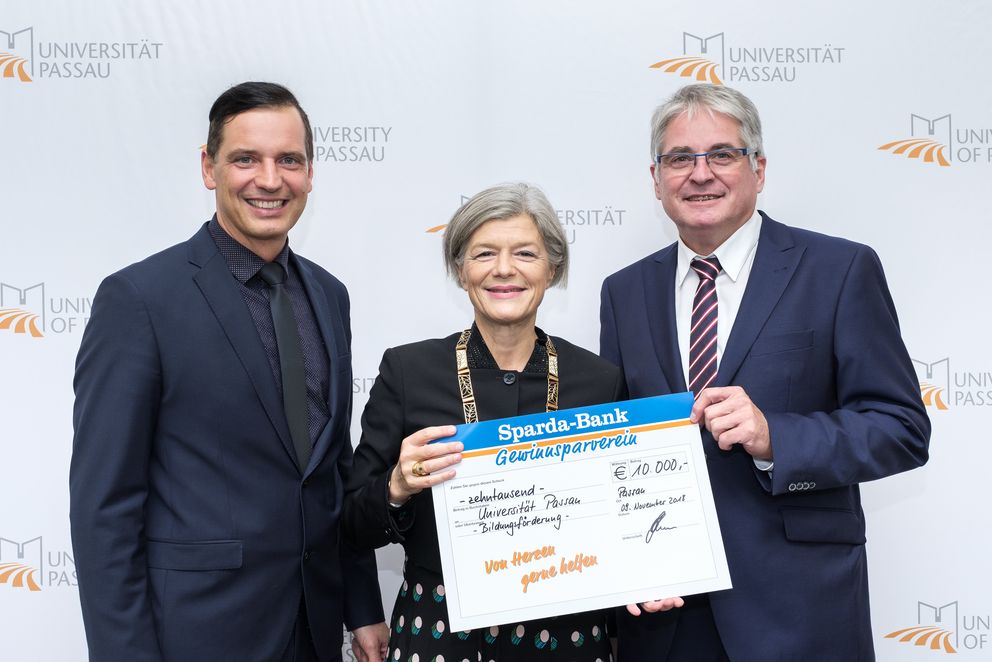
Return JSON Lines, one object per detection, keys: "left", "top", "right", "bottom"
{"left": 688, "top": 256, "right": 721, "bottom": 395}
{"left": 258, "top": 262, "right": 311, "bottom": 471}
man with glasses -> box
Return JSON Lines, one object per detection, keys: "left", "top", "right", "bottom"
{"left": 600, "top": 84, "right": 930, "bottom": 661}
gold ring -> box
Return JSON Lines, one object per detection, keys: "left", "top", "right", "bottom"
{"left": 411, "top": 461, "right": 428, "bottom": 477}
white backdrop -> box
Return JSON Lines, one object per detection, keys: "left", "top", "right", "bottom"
{"left": 1, "top": 1, "right": 989, "bottom": 660}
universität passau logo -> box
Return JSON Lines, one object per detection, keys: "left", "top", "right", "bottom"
{"left": 912, "top": 357, "right": 992, "bottom": 409}
{"left": 0, "top": 27, "right": 32, "bottom": 82}
{"left": 0, "top": 282, "right": 45, "bottom": 337}
{"left": 425, "top": 196, "right": 626, "bottom": 245}
{"left": 884, "top": 600, "right": 991, "bottom": 655}
{"left": 0, "top": 25, "right": 162, "bottom": 82}
{"left": 0, "top": 281, "right": 91, "bottom": 339}
{"left": 0, "top": 535, "right": 76, "bottom": 592}
{"left": 0, "top": 537, "right": 42, "bottom": 591}
{"left": 649, "top": 31, "right": 845, "bottom": 85}
{"left": 878, "top": 113, "right": 992, "bottom": 167}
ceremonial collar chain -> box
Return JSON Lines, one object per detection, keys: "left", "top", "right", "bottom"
{"left": 455, "top": 327, "right": 559, "bottom": 424}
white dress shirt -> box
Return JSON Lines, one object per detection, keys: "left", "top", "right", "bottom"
{"left": 675, "top": 210, "right": 773, "bottom": 470}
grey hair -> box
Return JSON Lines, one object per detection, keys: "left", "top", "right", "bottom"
{"left": 442, "top": 182, "right": 568, "bottom": 287}
{"left": 650, "top": 84, "right": 764, "bottom": 172}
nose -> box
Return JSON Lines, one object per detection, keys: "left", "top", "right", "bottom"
{"left": 688, "top": 154, "right": 715, "bottom": 184}
{"left": 255, "top": 159, "right": 282, "bottom": 191}
{"left": 493, "top": 251, "right": 516, "bottom": 277}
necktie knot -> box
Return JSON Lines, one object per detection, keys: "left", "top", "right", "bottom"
{"left": 258, "top": 262, "right": 287, "bottom": 288}
{"left": 691, "top": 256, "right": 722, "bottom": 282}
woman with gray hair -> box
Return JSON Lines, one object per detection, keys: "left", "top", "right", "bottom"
{"left": 343, "top": 183, "right": 625, "bottom": 661}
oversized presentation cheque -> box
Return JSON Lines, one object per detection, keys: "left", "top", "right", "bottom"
{"left": 431, "top": 392, "right": 731, "bottom": 631}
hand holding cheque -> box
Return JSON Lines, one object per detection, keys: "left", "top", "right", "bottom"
{"left": 692, "top": 386, "right": 772, "bottom": 461}
{"left": 388, "top": 426, "right": 462, "bottom": 505}
{"left": 429, "top": 393, "right": 729, "bottom": 630}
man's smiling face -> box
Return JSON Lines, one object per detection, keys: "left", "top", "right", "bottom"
{"left": 651, "top": 109, "right": 765, "bottom": 255}
{"left": 201, "top": 105, "right": 313, "bottom": 259}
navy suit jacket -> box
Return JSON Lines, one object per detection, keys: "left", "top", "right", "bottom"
{"left": 70, "top": 223, "right": 383, "bottom": 662}
{"left": 600, "top": 213, "right": 929, "bottom": 662}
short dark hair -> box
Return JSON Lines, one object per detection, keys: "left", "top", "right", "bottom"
{"left": 206, "top": 82, "right": 314, "bottom": 162}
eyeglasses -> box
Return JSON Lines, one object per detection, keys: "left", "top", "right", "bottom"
{"left": 655, "top": 147, "right": 754, "bottom": 171}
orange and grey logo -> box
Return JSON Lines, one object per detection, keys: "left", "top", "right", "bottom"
{"left": 912, "top": 356, "right": 992, "bottom": 408}
{"left": 0, "top": 282, "right": 45, "bottom": 338}
{"left": 1, "top": 27, "right": 163, "bottom": 81}
{"left": 0, "top": 536, "right": 43, "bottom": 592}
{"left": 650, "top": 32, "right": 725, "bottom": 85}
{"left": 885, "top": 601, "right": 958, "bottom": 654}
{"left": 883, "top": 600, "right": 992, "bottom": 655}
{"left": 1, "top": 280, "right": 91, "bottom": 337}
{"left": 0, "top": 27, "right": 33, "bottom": 83}
{"left": 913, "top": 357, "right": 949, "bottom": 410}
{"left": 650, "top": 31, "right": 845, "bottom": 85}
{"left": 879, "top": 113, "right": 992, "bottom": 167}
{"left": 878, "top": 114, "right": 952, "bottom": 167}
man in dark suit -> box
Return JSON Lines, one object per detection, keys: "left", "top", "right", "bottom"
{"left": 70, "top": 82, "right": 387, "bottom": 662}
{"left": 600, "top": 84, "right": 930, "bottom": 661}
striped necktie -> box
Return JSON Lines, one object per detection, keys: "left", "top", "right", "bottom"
{"left": 688, "top": 256, "right": 722, "bottom": 395}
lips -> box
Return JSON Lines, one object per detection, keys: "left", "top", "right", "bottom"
{"left": 246, "top": 199, "right": 286, "bottom": 209}
{"left": 486, "top": 285, "right": 526, "bottom": 298}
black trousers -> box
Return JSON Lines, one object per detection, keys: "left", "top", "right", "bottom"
{"left": 280, "top": 597, "right": 326, "bottom": 662}
{"left": 617, "top": 594, "right": 730, "bottom": 662}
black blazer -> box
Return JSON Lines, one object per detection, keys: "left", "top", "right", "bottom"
{"left": 70, "top": 223, "right": 383, "bottom": 662}
{"left": 343, "top": 331, "right": 625, "bottom": 573}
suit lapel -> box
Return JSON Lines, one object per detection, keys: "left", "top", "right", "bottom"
{"left": 294, "top": 256, "right": 346, "bottom": 475}
{"left": 645, "top": 244, "right": 687, "bottom": 393}
{"left": 187, "top": 226, "right": 299, "bottom": 468}
{"left": 718, "top": 214, "right": 805, "bottom": 386}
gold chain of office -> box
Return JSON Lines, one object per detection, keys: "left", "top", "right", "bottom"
{"left": 455, "top": 328, "right": 559, "bottom": 424}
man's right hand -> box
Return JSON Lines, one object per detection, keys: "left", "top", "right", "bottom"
{"left": 626, "top": 597, "right": 685, "bottom": 616}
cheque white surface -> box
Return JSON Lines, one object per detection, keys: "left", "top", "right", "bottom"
{"left": 431, "top": 393, "right": 731, "bottom": 631}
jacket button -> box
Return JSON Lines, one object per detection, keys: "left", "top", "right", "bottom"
{"left": 303, "top": 550, "right": 312, "bottom": 561}
{"left": 302, "top": 479, "right": 309, "bottom": 488}
{"left": 503, "top": 372, "right": 516, "bottom": 385}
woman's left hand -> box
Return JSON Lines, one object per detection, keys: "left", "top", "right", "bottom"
{"left": 389, "top": 425, "right": 462, "bottom": 505}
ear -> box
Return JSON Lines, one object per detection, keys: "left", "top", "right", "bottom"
{"left": 306, "top": 160, "right": 314, "bottom": 193}
{"left": 754, "top": 155, "right": 767, "bottom": 193}
{"left": 201, "top": 149, "right": 217, "bottom": 190}
{"left": 650, "top": 164, "right": 663, "bottom": 200}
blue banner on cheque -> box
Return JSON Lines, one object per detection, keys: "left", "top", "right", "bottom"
{"left": 450, "top": 392, "right": 695, "bottom": 454}
{"left": 431, "top": 392, "right": 731, "bottom": 632}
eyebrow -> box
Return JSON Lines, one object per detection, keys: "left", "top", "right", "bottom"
{"left": 469, "top": 241, "right": 541, "bottom": 250}
{"left": 226, "top": 149, "right": 307, "bottom": 161}
{"left": 663, "top": 142, "right": 738, "bottom": 153}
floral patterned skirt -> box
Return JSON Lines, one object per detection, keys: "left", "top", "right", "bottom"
{"left": 387, "top": 563, "right": 612, "bottom": 662}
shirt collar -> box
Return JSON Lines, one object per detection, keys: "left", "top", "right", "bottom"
{"left": 676, "top": 210, "right": 762, "bottom": 288}
{"left": 208, "top": 215, "right": 291, "bottom": 284}
{"left": 467, "top": 322, "right": 549, "bottom": 373}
